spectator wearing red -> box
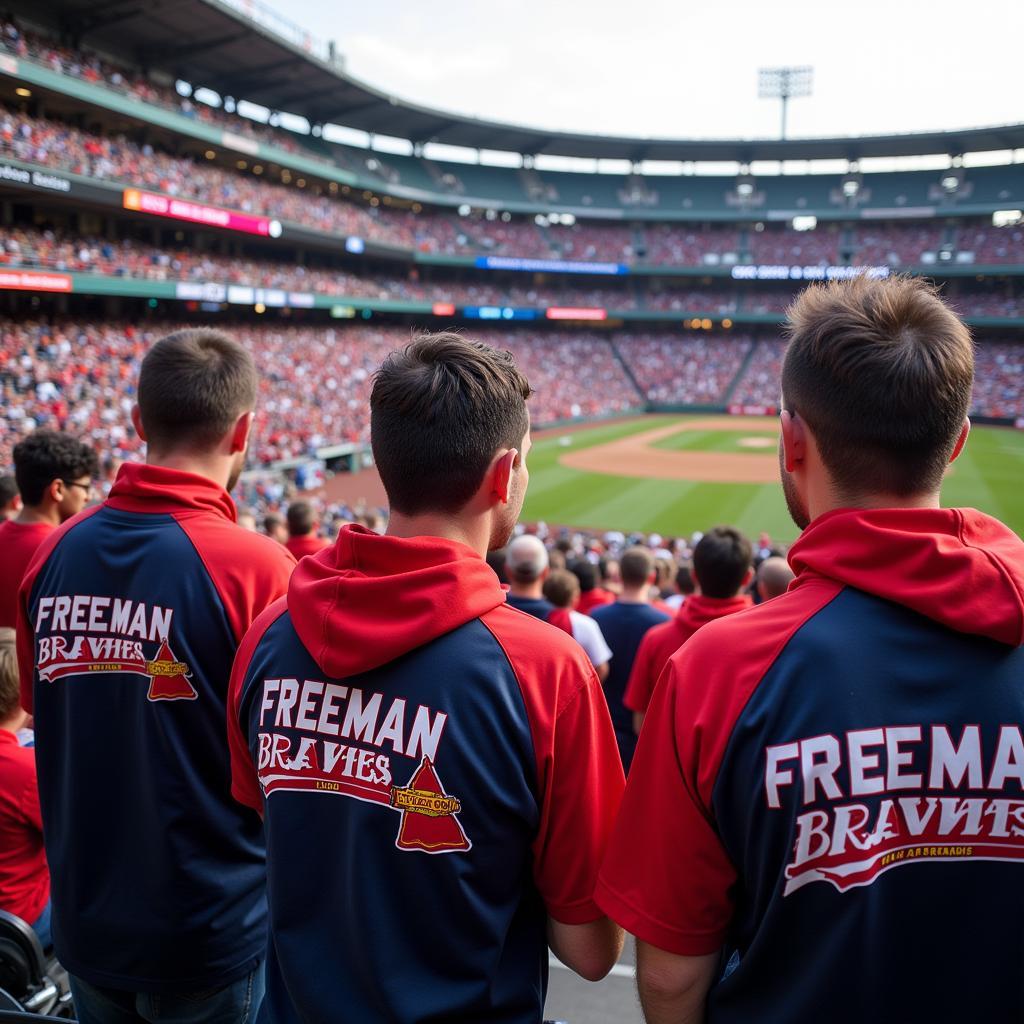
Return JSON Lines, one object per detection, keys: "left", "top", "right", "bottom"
{"left": 572, "top": 559, "right": 615, "bottom": 615}
{"left": 284, "top": 500, "right": 329, "bottom": 560}
{"left": 624, "top": 527, "right": 753, "bottom": 733}
{"left": 0, "top": 628, "right": 49, "bottom": 948}
{"left": 542, "top": 569, "right": 612, "bottom": 681}
{"left": 0, "top": 430, "right": 97, "bottom": 628}
{"left": 18, "top": 329, "right": 295, "bottom": 1023}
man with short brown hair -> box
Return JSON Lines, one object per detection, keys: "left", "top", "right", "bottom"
{"left": 18, "top": 328, "right": 295, "bottom": 1023}
{"left": 229, "top": 331, "right": 624, "bottom": 1023}
{"left": 598, "top": 276, "right": 1024, "bottom": 1023}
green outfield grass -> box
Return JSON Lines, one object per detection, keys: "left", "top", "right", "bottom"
{"left": 521, "top": 416, "right": 1024, "bottom": 543}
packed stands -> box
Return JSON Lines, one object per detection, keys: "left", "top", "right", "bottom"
{"left": 972, "top": 343, "right": 1024, "bottom": 419}
{"left": 729, "top": 340, "right": 787, "bottom": 408}
{"left": 614, "top": 334, "right": 753, "bottom": 404}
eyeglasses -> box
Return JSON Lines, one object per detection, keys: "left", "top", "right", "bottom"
{"left": 62, "top": 480, "right": 94, "bottom": 498}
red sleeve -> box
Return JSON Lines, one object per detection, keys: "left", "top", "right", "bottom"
{"left": 595, "top": 580, "right": 842, "bottom": 955}
{"left": 227, "top": 599, "right": 289, "bottom": 812}
{"left": 174, "top": 516, "right": 295, "bottom": 643}
{"left": 482, "top": 605, "right": 625, "bottom": 924}
{"left": 17, "top": 506, "right": 102, "bottom": 713}
{"left": 623, "top": 628, "right": 658, "bottom": 714}
{"left": 19, "top": 765, "right": 43, "bottom": 833}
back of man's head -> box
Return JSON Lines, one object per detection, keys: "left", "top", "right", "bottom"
{"left": 783, "top": 275, "right": 973, "bottom": 498}
{"left": 675, "top": 563, "right": 695, "bottom": 597}
{"left": 570, "top": 559, "right": 598, "bottom": 594}
{"left": 286, "top": 500, "right": 316, "bottom": 538}
{"left": 757, "top": 556, "right": 795, "bottom": 601}
{"left": 693, "top": 526, "right": 753, "bottom": 599}
{"left": 542, "top": 569, "right": 580, "bottom": 611}
{"left": 137, "top": 329, "right": 258, "bottom": 453}
{"left": 370, "top": 332, "right": 531, "bottom": 516}
{"left": 620, "top": 546, "right": 654, "bottom": 590}
{"left": 0, "top": 474, "right": 20, "bottom": 515}
{"left": 13, "top": 430, "right": 98, "bottom": 507}
{"left": 506, "top": 534, "right": 548, "bottom": 585}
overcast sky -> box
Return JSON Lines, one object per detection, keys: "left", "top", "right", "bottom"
{"left": 278, "top": 0, "right": 1023, "bottom": 142}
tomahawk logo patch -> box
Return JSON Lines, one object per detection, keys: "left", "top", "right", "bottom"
{"left": 34, "top": 595, "right": 196, "bottom": 702}
{"left": 256, "top": 677, "right": 471, "bottom": 854}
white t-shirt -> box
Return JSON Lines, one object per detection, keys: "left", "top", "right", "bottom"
{"left": 569, "top": 610, "right": 613, "bottom": 668}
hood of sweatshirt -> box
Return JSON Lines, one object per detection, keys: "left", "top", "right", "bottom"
{"left": 788, "top": 507, "right": 1024, "bottom": 647}
{"left": 675, "top": 593, "right": 753, "bottom": 633}
{"left": 288, "top": 525, "right": 507, "bottom": 677}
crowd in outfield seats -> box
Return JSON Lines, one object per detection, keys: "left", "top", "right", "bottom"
{"left": 614, "top": 334, "right": 753, "bottom": 403}
{"left": 729, "top": 340, "right": 787, "bottom": 407}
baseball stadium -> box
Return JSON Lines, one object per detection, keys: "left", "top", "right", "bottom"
{"left": 0, "top": 0, "right": 1023, "bottom": 1021}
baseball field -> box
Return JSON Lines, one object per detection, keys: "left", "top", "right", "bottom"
{"left": 520, "top": 415, "right": 1024, "bottom": 543}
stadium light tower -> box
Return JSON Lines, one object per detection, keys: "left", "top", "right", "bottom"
{"left": 758, "top": 66, "right": 813, "bottom": 140}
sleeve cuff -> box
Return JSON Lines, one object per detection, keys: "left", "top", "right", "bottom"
{"left": 594, "top": 877, "right": 725, "bottom": 956}
{"left": 546, "top": 896, "right": 607, "bottom": 926}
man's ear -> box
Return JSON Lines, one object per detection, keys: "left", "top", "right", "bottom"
{"left": 743, "top": 566, "right": 756, "bottom": 589}
{"left": 949, "top": 418, "right": 970, "bottom": 464}
{"left": 230, "top": 411, "right": 254, "bottom": 455}
{"left": 131, "top": 404, "right": 147, "bottom": 443}
{"left": 490, "top": 448, "right": 518, "bottom": 504}
{"left": 47, "top": 478, "right": 64, "bottom": 504}
{"left": 779, "top": 409, "right": 806, "bottom": 474}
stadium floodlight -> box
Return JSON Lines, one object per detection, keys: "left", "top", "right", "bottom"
{"left": 758, "top": 66, "right": 813, "bottom": 140}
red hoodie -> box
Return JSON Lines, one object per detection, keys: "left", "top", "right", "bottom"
{"left": 285, "top": 533, "right": 331, "bottom": 561}
{"left": 624, "top": 592, "right": 753, "bottom": 715}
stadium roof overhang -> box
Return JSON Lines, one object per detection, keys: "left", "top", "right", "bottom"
{"left": 32, "top": 0, "right": 1024, "bottom": 163}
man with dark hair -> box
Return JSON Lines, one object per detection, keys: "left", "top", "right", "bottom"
{"left": 18, "top": 328, "right": 295, "bottom": 1024}
{"left": 598, "top": 276, "right": 1024, "bottom": 1023}
{"left": 663, "top": 562, "right": 695, "bottom": 611}
{"left": 0, "top": 431, "right": 98, "bottom": 629}
{"left": 228, "top": 331, "right": 624, "bottom": 1023}
{"left": 505, "top": 533, "right": 555, "bottom": 618}
{"left": 284, "top": 500, "right": 329, "bottom": 559}
{"left": 572, "top": 559, "right": 615, "bottom": 615}
{"left": 0, "top": 475, "right": 20, "bottom": 519}
{"left": 592, "top": 547, "right": 670, "bottom": 772}
{"left": 624, "top": 526, "right": 753, "bottom": 732}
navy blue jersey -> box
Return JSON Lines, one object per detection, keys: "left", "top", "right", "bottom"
{"left": 505, "top": 593, "right": 554, "bottom": 620}
{"left": 17, "top": 463, "right": 294, "bottom": 992}
{"left": 590, "top": 602, "right": 669, "bottom": 732}
{"left": 229, "top": 526, "right": 624, "bottom": 1024}
{"left": 598, "top": 508, "right": 1024, "bottom": 1021}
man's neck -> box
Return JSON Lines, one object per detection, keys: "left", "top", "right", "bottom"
{"left": 146, "top": 450, "right": 230, "bottom": 491}
{"left": 16, "top": 503, "right": 59, "bottom": 527}
{"left": 385, "top": 510, "right": 487, "bottom": 556}
{"left": 508, "top": 581, "right": 544, "bottom": 600}
{"left": 617, "top": 586, "right": 650, "bottom": 604}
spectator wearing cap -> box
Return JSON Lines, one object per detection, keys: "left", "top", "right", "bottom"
{"left": 505, "top": 534, "right": 555, "bottom": 619}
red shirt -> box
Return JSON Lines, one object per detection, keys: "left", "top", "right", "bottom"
{"left": 0, "top": 520, "right": 54, "bottom": 628}
{"left": 577, "top": 588, "right": 615, "bottom": 616}
{"left": 0, "top": 731, "right": 49, "bottom": 925}
{"left": 624, "top": 594, "right": 752, "bottom": 714}
{"left": 285, "top": 534, "right": 331, "bottom": 560}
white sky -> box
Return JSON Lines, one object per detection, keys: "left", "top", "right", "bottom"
{"left": 280, "top": 0, "right": 1024, "bottom": 141}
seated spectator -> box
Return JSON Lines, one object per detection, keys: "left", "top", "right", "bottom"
{"left": 0, "top": 628, "right": 50, "bottom": 949}
{"left": 285, "top": 500, "right": 330, "bottom": 560}
{"left": 572, "top": 559, "right": 615, "bottom": 615}
{"left": 0, "top": 430, "right": 97, "bottom": 629}
{"left": 542, "top": 569, "right": 612, "bottom": 682}
{"left": 0, "top": 474, "right": 19, "bottom": 519}
{"left": 504, "top": 534, "right": 555, "bottom": 619}
{"left": 624, "top": 527, "right": 753, "bottom": 733}
{"left": 591, "top": 548, "right": 670, "bottom": 772}
{"left": 756, "top": 555, "right": 795, "bottom": 602}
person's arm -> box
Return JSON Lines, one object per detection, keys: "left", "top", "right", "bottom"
{"left": 636, "top": 942, "right": 718, "bottom": 1024}
{"left": 548, "top": 917, "right": 624, "bottom": 983}
{"left": 633, "top": 709, "right": 645, "bottom": 735}
{"left": 595, "top": 660, "right": 610, "bottom": 683}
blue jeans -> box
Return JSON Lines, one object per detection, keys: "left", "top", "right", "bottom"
{"left": 31, "top": 900, "right": 52, "bottom": 951}
{"left": 69, "top": 965, "right": 264, "bottom": 1024}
